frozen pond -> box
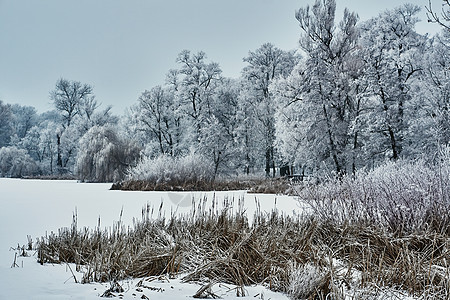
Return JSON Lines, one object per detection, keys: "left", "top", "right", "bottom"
{"left": 0, "top": 178, "right": 300, "bottom": 299}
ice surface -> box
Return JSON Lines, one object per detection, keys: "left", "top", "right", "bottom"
{"left": 0, "top": 178, "right": 297, "bottom": 299}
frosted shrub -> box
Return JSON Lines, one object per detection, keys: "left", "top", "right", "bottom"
{"left": 127, "top": 155, "right": 174, "bottom": 183}
{"left": 289, "top": 263, "right": 329, "bottom": 299}
{"left": 176, "top": 152, "right": 215, "bottom": 183}
{"left": 0, "top": 146, "right": 39, "bottom": 177}
{"left": 127, "top": 152, "right": 215, "bottom": 187}
{"left": 298, "top": 158, "right": 449, "bottom": 234}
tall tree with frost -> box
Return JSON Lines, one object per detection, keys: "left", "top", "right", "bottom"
{"left": 198, "top": 115, "right": 233, "bottom": 179}
{"left": 19, "top": 111, "right": 60, "bottom": 175}
{"left": 10, "top": 104, "right": 37, "bottom": 140}
{"left": 241, "top": 43, "right": 296, "bottom": 177}
{"left": 273, "top": 0, "right": 360, "bottom": 175}
{"left": 198, "top": 78, "right": 240, "bottom": 178}
{"left": 170, "top": 50, "right": 222, "bottom": 143}
{"left": 359, "top": 4, "right": 424, "bottom": 161}
{"left": 49, "top": 78, "right": 116, "bottom": 173}
{"left": 50, "top": 78, "right": 94, "bottom": 128}
{"left": 409, "top": 30, "right": 449, "bottom": 158}
{"left": 50, "top": 78, "right": 95, "bottom": 170}
{"left": 129, "top": 86, "right": 181, "bottom": 157}
{"left": 236, "top": 86, "right": 260, "bottom": 175}
{"left": 38, "top": 121, "right": 59, "bottom": 174}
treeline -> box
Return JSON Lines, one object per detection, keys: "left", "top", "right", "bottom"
{"left": 0, "top": 1, "right": 448, "bottom": 182}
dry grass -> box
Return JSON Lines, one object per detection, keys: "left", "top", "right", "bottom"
{"left": 36, "top": 197, "right": 449, "bottom": 299}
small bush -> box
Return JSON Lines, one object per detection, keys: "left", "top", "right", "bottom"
{"left": 288, "top": 263, "right": 330, "bottom": 299}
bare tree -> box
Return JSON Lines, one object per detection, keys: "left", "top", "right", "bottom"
{"left": 50, "top": 78, "right": 94, "bottom": 128}
{"left": 426, "top": 0, "right": 450, "bottom": 31}
{"left": 131, "top": 86, "right": 178, "bottom": 156}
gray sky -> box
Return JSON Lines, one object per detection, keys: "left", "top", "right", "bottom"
{"left": 0, "top": 0, "right": 443, "bottom": 115}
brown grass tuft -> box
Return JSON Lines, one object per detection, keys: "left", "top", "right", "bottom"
{"left": 36, "top": 196, "right": 449, "bottom": 299}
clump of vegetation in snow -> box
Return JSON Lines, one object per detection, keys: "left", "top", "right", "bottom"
{"left": 113, "top": 175, "right": 294, "bottom": 194}
{"left": 124, "top": 152, "right": 215, "bottom": 188}
{"left": 115, "top": 153, "right": 295, "bottom": 193}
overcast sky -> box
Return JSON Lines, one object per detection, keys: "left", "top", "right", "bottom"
{"left": 0, "top": 0, "right": 443, "bottom": 115}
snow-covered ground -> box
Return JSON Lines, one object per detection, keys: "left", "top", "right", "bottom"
{"left": 0, "top": 178, "right": 300, "bottom": 299}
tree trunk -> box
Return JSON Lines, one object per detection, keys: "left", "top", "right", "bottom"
{"left": 388, "top": 127, "right": 399, "bottom": 160}
{"left": 213, "top": 151, "right": 220, "bottom": 182}
{"left": 56, "top": 133, "right": 62, "bottom": 168}
{"left": 322, "top": 104, "right": 342, "bottom": 174}
{"left": 265, "top": 148, "right": 271, "bottom": 177}
{"left": 271, "top": 147, "right": 275, "bottom": 178}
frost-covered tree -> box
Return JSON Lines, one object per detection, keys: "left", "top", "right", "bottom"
{"left": 198, "top": 115, "right": 237, "bottom": 179}
{"left": 170, "top": 50, "right": 222, "bottom": 143}
{"left": 10, "top": 104, "right": 37, "bottom": 140}
{"left": 297, "top": 0, "right": 359, "bottom": 174}
{"left": 75, "top": 125, "right": 141, "bottom": 182}
{"left": 408, "top": 29, "right": 449, "bottom": 159}
{"left": 50, "top": 78, "right": 94, "bottom": 128}
{"left": 50, "top": 78, "right": 95, "bottom": 171}
{"left": 273, "top": 0, "right": 360, "bottom": 175}
{"left": 241, "top": 43, "right": 297, "bottom": 176}
{"left": 235, "top": 87, "right": 260, "bottom": 175}
{"left": 128, "top": 86, "right": 182, "bottom": 157}
{"left": 58, "top": 122, "right": 83, "bottom": 170}
{"left": 17, "top": 110, "right": 60, "bottom": 175}
{"left": 198, "top": 78, "right": 240, "bottom": 177}
{"left": 0, "top": 100, "right": 13, "bottom": 147}
{"left": 272, "top": 65, "right": 312, "bottom": 174}
{"left": 49, "top": 78, "right": 117, "bottom": 174}
{"left": 37, "top": 121, "right": 59, "bottom": 174}
{"left": 359, "top": 4, "right": 425, "bottom": 162}
{"left": 0, "top": 146, "right": 38, "bottom": 178}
